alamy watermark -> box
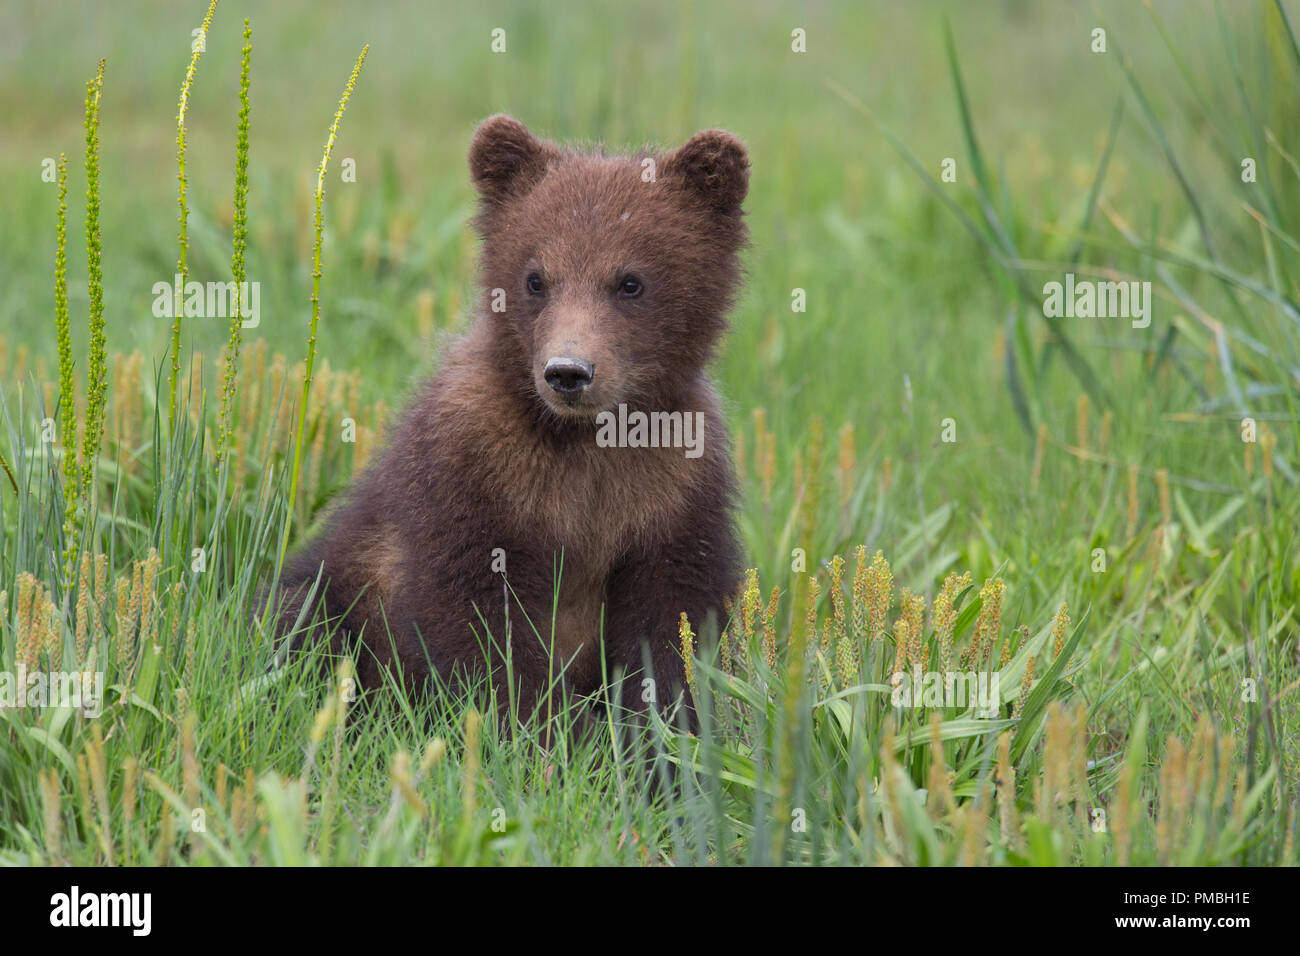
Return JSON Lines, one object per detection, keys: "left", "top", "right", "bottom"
{"left": 0, "top": 666, "right": 104, "bottom": 718}
{"left": 595, "top": 403, "right": 704, "bottom": 458}
{"left": 50, "top": 886, "right": 151, "bottom": 936}
{"left": 1042, "top": 272, "right": 1151, "bottom": 329}
{"left": 890, "top": 666, "right": 1001, "bottom": 718}
{"left": 151, "top": 273, "right": 260, "bottom": 328}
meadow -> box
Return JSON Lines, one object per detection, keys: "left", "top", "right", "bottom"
{"left": 0, "top": 0, "right": 1297, "bottom": 865}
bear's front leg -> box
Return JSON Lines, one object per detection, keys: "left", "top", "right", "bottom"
{"left": 602, "top": 515, "right": 741, "bottom": 735}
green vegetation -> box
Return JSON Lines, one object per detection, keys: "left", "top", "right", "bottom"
{"left": 0, "top": 0, "right": 1296, "bottom": 865}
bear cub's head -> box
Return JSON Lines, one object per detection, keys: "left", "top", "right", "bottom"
{"left": 468, "top": 115, "right": 749, "bottom": 422}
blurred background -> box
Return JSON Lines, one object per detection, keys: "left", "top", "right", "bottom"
{"left": 0, "top": 0, "right": 1294, "bottom": 586}
{"left": 4, "top": 0, "right": 1300, "bottom": 869}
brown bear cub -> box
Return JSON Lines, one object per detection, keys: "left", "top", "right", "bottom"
{"left": 271, "top": 115, "right": 748, "bottom": 734}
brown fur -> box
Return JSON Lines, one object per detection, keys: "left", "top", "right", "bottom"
{"left": 271, "top": 115, "right": 749, "bottom": 732}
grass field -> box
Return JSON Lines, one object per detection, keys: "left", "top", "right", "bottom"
{"left": 0, "top": 0, "right": 1298, "bottom": 865}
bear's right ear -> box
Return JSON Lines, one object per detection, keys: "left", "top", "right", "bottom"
{"left": 468, "top": 115, "right": 554, "bottom": 203}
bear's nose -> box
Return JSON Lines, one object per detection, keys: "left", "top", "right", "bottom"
{"left": 544, "top": 357, "right": 594, "bottom": 398}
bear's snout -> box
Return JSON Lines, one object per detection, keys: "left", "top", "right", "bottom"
{"left": 543, "top": 356, "right": 594, "bottom": 401}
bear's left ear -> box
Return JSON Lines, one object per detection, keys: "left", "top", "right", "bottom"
{"left": 662, "top": 128, "right": 749, "bottom": 214}
{"left": 468, "top": 114, "right": 556, "bottom": 203}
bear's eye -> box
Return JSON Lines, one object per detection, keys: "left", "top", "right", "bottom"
{"left": 526, "top": 273, "right": 546, "bottom": 295}
{"left": 617, "top": 275, "right": 644, "bottom": 299}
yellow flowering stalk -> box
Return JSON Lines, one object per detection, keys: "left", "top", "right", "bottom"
{"left": 678, "top": 612, "right": 696, "bottom": 698}
{"left": 217, "top": 18, "right": 252, "bottom": 466}
{"left": 169, "top": 0, "right": 218, "bottom": 431}
{"left": 279, "top": 44, "right": 370, "bottom": 571}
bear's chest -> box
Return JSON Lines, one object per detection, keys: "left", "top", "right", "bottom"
{"left": 546, "top": 560, "right": 608, "bottom": 669}
{"left": 512, "top": 445, "right": 698, "bottom": 667}
{"left": 510, "top": 440, "right": 698, "bottom": 555}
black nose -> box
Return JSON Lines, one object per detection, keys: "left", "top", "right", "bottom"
{"left": 544, "top": 357, "right": 594, "bottom": 398}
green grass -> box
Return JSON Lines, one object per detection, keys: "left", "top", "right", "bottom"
{"left": 0, "top": 0, "right": 1297, "bottom": 865}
